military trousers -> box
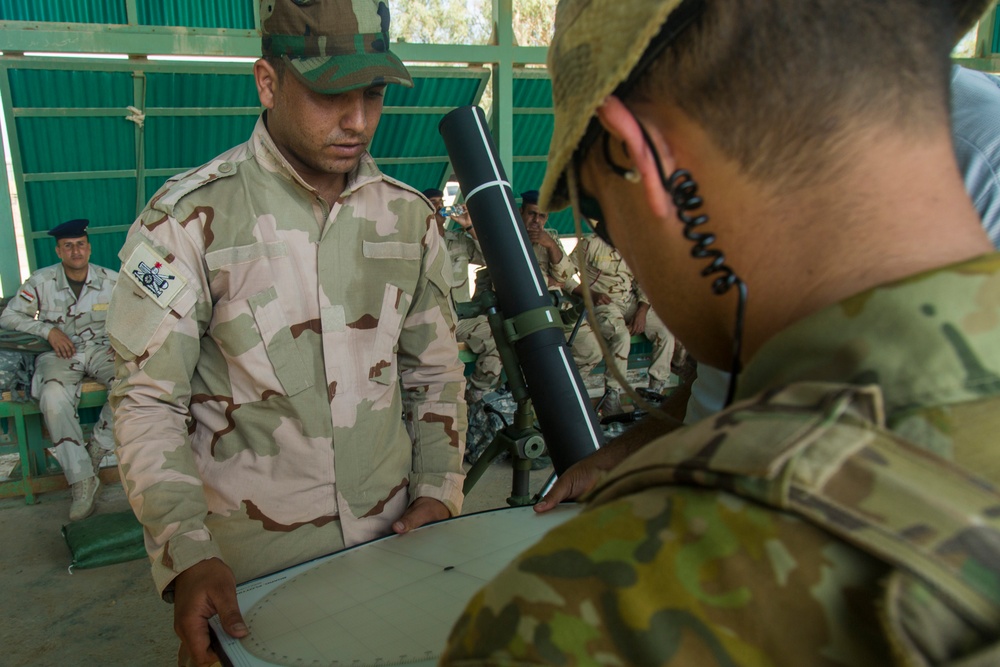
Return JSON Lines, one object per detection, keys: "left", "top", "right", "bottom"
{"left": 456, "top": 315, "right": 501, "bottom": 392}
{"left": 571, "top": 300, "right": 674, "bottom": 391}
{"left": 31, "top": 342, "right": 115, "bottom": 484}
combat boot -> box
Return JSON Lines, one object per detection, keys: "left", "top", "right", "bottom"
{"left": 600, "top": 389, "right": 634, "bottom": 418}
{"left": 647, "top": 376, "right": 678, "bottom": 398}
{"left": 69, "top": 476, "right": 100, "bottom": 521}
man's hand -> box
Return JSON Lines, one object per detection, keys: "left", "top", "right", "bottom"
{"left": 533, "top": 446, "right": 630, "bottom": 513}
{"left": 628, "top": 304, "right": 649, "bottom": 336}
{"left": 535, "top": 413, "right": 684, "bottom": 513}
{"left": 592, "top": 291, "right": 613, "bottom": 306}
{"left": 452, "top": 209, "right": 472, "bottom": 229}
{"left": 393, "top": 497, "right": 451, "bottom": 534}
{"left": 526, "top": 226, "right": 555, "bottom": 249}
{"left": 173, "top": 558, "right": 248, "bottom": 667}
{"left": 47, "top": 328, "right": 76, "bottom": 359}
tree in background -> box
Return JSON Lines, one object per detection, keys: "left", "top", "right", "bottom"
{"left": 394, "top": 0, "right": 556, "bottom": 47}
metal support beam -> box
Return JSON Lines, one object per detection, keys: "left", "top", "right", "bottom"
{"left": 491, "top": 0, "right": 516, "bottom": 178}
{"left": 0, "top": 22, "right": 547, "bottom": 65}
{"left": 975, "top": 4, "right": 998, "bottom": 57}
{"left": 0, "top": 63, "right": 33, "bottom": 279}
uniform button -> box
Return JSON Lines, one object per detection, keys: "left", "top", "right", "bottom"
{"left": 218, "top": 162, "right": 233, "bottom": 174}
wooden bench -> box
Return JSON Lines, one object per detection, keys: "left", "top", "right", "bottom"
{"left": 0, "top": 379, "right": 114, "bottom": 504}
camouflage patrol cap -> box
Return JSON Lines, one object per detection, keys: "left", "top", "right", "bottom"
{"left": 260, "top": 0, "right": 413, "bottom": 95}
{"left": 538, "top": 0, "right": 996, "bottom": 212}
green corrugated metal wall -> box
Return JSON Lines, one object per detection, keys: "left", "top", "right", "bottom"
{"left": 0, "top": 0, "right": 565, "bottom": 294}
{"left": 3, "top": 60, "right": 494, "bottom": 273}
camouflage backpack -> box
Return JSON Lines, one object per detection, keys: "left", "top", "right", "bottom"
{"left": 0, "top": 328, "right": 50, "bottom": 401}
{"left": 589, "top": 382, "right": 1000, "bottom": 665}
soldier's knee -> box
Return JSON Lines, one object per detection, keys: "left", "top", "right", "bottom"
{"left": 37, "top": 382, "right": 73, "bottom": 413}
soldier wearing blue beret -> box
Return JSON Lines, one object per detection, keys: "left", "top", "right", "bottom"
{"left": 0, "top": 218, "right": 118, "bottom": 521}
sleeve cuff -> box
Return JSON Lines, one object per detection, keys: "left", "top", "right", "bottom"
{"left": 151, "top": 530, "right": 224, "bottom": 601}
{"left": 413, "top": 475, "right": 465, "bottom": 517}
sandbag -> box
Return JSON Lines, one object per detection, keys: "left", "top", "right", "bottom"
{"left": 61, "top": 510, "right": 146, "bottom": 571}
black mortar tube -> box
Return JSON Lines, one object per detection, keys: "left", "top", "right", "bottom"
{"left": 439, "top": 105, "right": 604, "bottom": 475}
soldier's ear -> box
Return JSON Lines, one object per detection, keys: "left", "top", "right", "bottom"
{"left": 596, "top": 97, "right": 675, "bottom": 220}
{"left": 254, "top": 59, "right": 279, "bottom": 110}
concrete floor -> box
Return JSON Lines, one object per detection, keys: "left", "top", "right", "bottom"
{"left": 0, "top": 458, "right": 552, "bottom": 667}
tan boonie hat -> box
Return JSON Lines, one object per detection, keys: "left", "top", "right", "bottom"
{"left": 260, "top": 0, "right": 413, "bottom": 95}
{"left": 539, "top": 0, "right": 996, "bottom": 212}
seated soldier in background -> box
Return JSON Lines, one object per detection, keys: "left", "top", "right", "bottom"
{"left": 0, "top": 218, "right": 118, "bottom": 521}
{"left": 520, "top": 189, "right": 575, "bottom": 290}
{"left": 442, "top": 0, "right": 1000, "bottom": 664}
{"left": 566, "top": 233, "right": 676, "bottom": 415}
{"left": 423, "top": 187, "right": 500, "bottom": 403}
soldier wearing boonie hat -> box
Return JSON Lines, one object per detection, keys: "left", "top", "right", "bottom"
{"left": 107, "top": 1, "right": 466, "bottom": 664}
{"left": 441, "top": 1, "right": 1000, "bottom": 665}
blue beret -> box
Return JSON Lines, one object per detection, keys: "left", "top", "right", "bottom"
{"left": 422, "top": 188, "right": 444, "bottom": 199}
{"left": 520, "top": 190, "right": 540, "bottom": 205}
{"left": 48, "top": 218, "right": 90, "bottom": 240}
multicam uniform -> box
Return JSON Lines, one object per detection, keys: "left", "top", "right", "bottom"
{"left": 444, "top": 228, "right": 498, "bottom": 393}
{"left": 567, "top": 235, "right": 674, "bottom": 389}
{"left": 0, "top": 263, "right": 117, "bottom": 484}
{"left": 442, "top": 253, "right": 1000, "bottom": 666}
{"left": 107, "top": 117, "right": 467, "bottom": 596}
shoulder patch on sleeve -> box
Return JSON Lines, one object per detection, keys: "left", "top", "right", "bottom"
{"left": 123, "top": 242, "right": 188, "bottom": 309}
{"left": 17, "top": 289, "right": 35, "bottom": 303}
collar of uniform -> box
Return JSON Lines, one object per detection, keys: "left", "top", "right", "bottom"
{"left": 55, "top": 264, "right": 93, "bottom": 290}
{"left": 738, "top": 252, "right": 1000, "bottom": 418}
{"left": 251, "top": 113, "right": 383, "bottom": 199}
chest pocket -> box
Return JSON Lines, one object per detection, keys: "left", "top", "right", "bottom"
{"left": 208, "top": 285, "right": 313, "bottom": 403}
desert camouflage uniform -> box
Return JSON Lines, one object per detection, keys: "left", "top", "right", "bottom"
{"left": 567, "top": 235, "right": 674, "bottom": 389}
{"left": 0, "top": 263, "right": 117, "bottom": 484}
{"left": 445, "top": 228, "right": 499, "bottom": 392}
{"left": 534, "top": 229, "right": 575, "bottom": 289}
{"left": 442, "top": 253, "right": 1000, "bottom": 666}
{"left": 107, "top": 116, "right": 467, "bottom": 597}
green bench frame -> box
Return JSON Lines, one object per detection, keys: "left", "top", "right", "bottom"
{"left": 0, "top": 383, "right": 108, "bottom": 504}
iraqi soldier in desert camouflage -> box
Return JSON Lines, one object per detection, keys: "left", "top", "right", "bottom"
{"left": 423, "top": 187, "right": 501, "bottom": 402}
{"left": 0, "top": 218, "right": 117, "bottom": 521}
{"left": 106, "top": 1, "right": 466, "bottom": 664}
{"left": 567, "top": 233, "right": 676, "bottom": 414}
{"left": 521, "top": 189, "right": 575, "bottom": 290}
{"left": 441, "top": 0, "right": 1000, "bottom": 664}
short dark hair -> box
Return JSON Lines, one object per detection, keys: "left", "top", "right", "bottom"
{"left": 264, "top": 55, "right": 287, "bottom": 83}
{"left": 631, "top": 0, "right": 955, "bottom": 191}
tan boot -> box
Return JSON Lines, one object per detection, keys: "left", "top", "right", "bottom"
{"left": 600, "top": 389, "right": 634, "bottom": 418}
{"left": 69, "top": 476, "right": 100, "bottom": 521}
